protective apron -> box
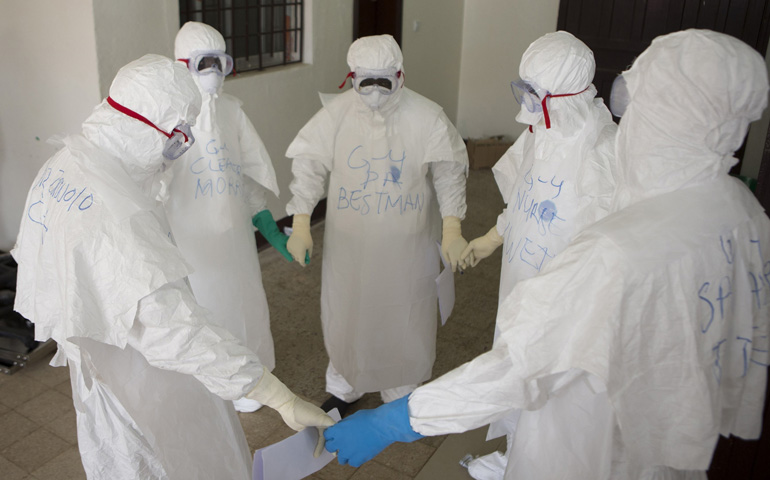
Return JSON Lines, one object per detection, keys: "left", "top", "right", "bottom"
{"left": 486, "top": 100, "right": 616, "bottom": 455}
{"left": 13, "top": 132, "right": 255, "bottom": 479}
{"left": 164, "top": 93, "right": 279, "bottom": 369}
{"left": 288, "top": 87, "right": 471, "bottom": 392}
{"left": 493, "top": 88, "right": 616, "bottom": 303}
{"left": 326, "top": 89, "right": 443, "bottom": 392}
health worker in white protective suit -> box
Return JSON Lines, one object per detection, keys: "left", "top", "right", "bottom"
{"left": 12, "top": 54, "right": 333, "bottom": 480}
{"left": 458, "top": 31, "right": 618, "bottom": 479}
{"left": 323, "top": 29, "right": 770, "bottom": 480}
{"left": 284, "top": 34, "right": 469, "bottom": 413}
{"left": 167, "top": 21, "right": 288, "bottom": 413}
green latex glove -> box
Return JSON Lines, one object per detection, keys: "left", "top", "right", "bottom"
{"left": 252, "top": 210, "right": 293, "bottom": 262}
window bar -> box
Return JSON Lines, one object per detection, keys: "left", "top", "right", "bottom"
{"left": 257, "top": 0, "right": 263, "bottom": 70}
{"left": 270, "top": 1, "right": 276, "bottom": 60}
{"left": 299, "top": 0, "right": 304, "bottom": 64}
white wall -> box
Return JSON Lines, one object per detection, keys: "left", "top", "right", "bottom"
{"left": 0, "top": 0, "right": 102, "bottom": 250}
{"left": 401, "top": 0, "right": 465, "bottom": 124}
{"left": 92, "top": 0, "right": 181, "bottom": 98}
{"left": 455, "top": 0, "right": 560, "bottom": 140}
{"left": 225, "top": 0, "right": 353, "bottom": 218}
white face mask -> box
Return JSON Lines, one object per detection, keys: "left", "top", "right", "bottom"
{"left": 198, "top": 72, "right": 224, "bottom": 95}
{"left": 359, "top": 90, "right": 390, "bottom": 110}
{"left": 515, "top": 107, "right": 544, "bottom": 127}
{"left": 609, "top": 74, "right": 629, "bottom": 118}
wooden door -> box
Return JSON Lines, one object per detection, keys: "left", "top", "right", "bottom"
{"left": 353, "top": 0, "right": 403, "bottom": 44}
{"left": 558, "top": 0, "right": 770, "bottom": 105}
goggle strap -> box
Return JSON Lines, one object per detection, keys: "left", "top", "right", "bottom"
{"left": 339, "top": 72, "right": 355, "bottom": 89}
{"left": 540, "top": 86, "right": 589, "bottom": 129}
{"left": 340, "top": 70, "right": 403, "bottom": 90}
{"left": 172, "top": 128, "right": 189, "bottom": 143}
{"left": 107, "top": 96, "right": 172, "bottom": 138}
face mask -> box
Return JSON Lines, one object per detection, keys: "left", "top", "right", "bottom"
{"left": 107, "top": 96, "right": 195, "bottom": 160}
{"left": 198, "top": 72, "right": 224, "bottom": 94}
{"left": 609, "top": 74, "right": 629, "bottom": 118}
{"left": 359, "top": 90, "right": 391, "bottom": 110}
{"left": 515, "top": 107, "right": 544, "bottom": 127}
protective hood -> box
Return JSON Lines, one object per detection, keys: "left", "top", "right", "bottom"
{"left": 347, "top": 34, "right": 405, "bottom": 115}
{"left": 175, "top": 21, "right": 227, "bottom": 101}
{"left": 517, "top": 31, "right": 596, "bottom": 131}
{"left": 82, "top": 54, "right": 201, "bottom": 189}
{"left": 612, "top": 29, "right": 769, "bottom": 210}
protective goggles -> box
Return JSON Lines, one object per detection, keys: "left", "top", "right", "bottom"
{"left": 107, "top": 96, "right": 195, "bottom": 160}
{"left": 510, "top": 79, "right": 545, "bottom": 113}
{"left": 339, "top": 68, "right": 403, "bottom": 95}
{"left": 181, "top": 50, "right": 234, "bottom": 76}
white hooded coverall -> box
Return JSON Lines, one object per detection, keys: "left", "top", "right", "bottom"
{"left": 12, "top": 55, "right": 264, "bottom": 480}
{"left": 165, "top": 22, "right": 279, "bottom": 369}
{"left": 407, "top": 30, "right": 770, "bottom": 480}
{"left": 286, "top": 35, "right": 468, "bottom": 398}
{"left": 481, "top": 32, "right": 618, "bottom": 456}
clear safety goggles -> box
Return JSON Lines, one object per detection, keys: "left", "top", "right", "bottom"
{"left": 339, "top": 68, "right": 403, "bottom": 95}
{"left": 182, "top": 50, "right": 234, "bottom": 76}
{"left": 510, "top": 79, "right": 545, "bottom": 113}
{"left": 107, "top": 96, "right": 195, "bottom": 160}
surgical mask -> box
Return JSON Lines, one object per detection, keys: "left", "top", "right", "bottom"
{"left": 609, "top": 74, "right": 629, "bottom": 117}
{"left": 197, "top": 72, "right": 224, "bottom": 94}
{"left": 359, "top": 90, "right": 391, "bottom": 110}
{"left": 181, "top": 50, "right": 234, "bottom": 77}
{"left": 107, "top": 96, "right": 196, "bottom": 160}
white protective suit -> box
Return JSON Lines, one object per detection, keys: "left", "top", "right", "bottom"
{"left": 479, "top": 31, "right": 618, "bottom": 463}
{"left": 407, "top": 30, "right": 770, "bottom": 480}
{"left": 494, "top": 31, "right": 616, "bottom": 301}
{"left": 12, "top": 55, "right": 263, "bottom": 479}
{"left": 165, "top": 22, "right": 279, "bottom": 370}
{"left": 286, "top": 35, "right": 468, "bottom": 398}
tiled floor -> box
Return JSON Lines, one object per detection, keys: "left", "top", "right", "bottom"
{"left": 0, "top": 169, "right": 505, "bottom": 479}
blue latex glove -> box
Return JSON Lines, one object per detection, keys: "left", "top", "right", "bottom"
{"left": 324, "top": 395, "right": 423, "bottom": 467}
{"left": 251, "top": 210, "right": 292, "bottom": 262}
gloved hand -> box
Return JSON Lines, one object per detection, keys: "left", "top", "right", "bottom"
{"left": 286, "top": 214, "right": 312, "bottom": 266}
{"left": 324, "top": 395, "right": 423, "bottom": 467}
{"left": 460, "top": 226, "right": 504, "bottom": 268}
{"left": 441, "top": 216, "right": 469, "bottom": 272}
{"left": 252, "top": 210, "right": 292, "bottom": 262}
{"left": 246, "top": 369, "right": 335, "bottom": 457}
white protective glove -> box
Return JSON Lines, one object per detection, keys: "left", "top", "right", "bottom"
{"left": 441, "top": 216, "right": 469, "bottom": 272}
{"left": 246, "top": 370, "right": 335, "bottom": 457}
{"left": 460, "top": 226, "right": 504, "bottom": 268}
{"left": 286, "top": 214, "right": 312, "bottom": 266}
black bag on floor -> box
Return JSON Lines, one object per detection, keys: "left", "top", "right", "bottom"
{"left": 0, "top": 252, "right": 36, "bottom": 354}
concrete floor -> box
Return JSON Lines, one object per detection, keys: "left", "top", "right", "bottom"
{"left": 0, "top": 168, "right": 506, "bottom": 479}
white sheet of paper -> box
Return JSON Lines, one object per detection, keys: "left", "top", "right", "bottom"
{"left": 436, "top": 242, "right": 456, "bottom": 326}
{"left": 252, "top": 409, "right": 341, "bottom": 480}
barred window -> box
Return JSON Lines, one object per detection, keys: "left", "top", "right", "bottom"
{"left": 179, "top": 0, "right": 304, "bottom": 73}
